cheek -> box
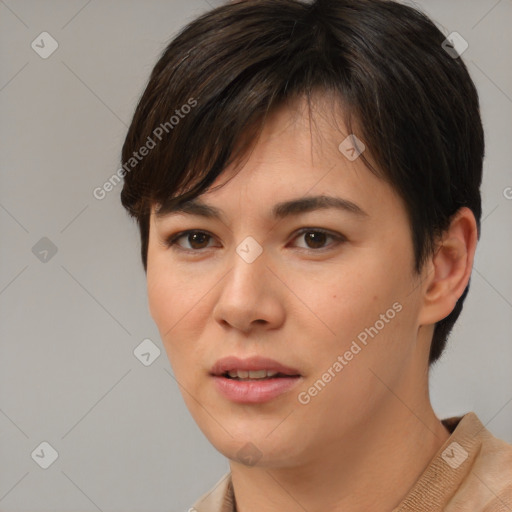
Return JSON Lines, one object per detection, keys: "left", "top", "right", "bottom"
{"left": 304, "top": 252, "right": 416, "bottom": 368}
{"left": 146, "top": 263, "right": 173, "bottom": 330}
{"left": 146, "top": 249, "right": 202, "bottom": 330}
{"left": 147, "top": 271, "right": 193, "bottom": 384}
{"left": 146, "top": 256, "right": 193, "bottom": 364}
{"left": 298, "top": 260, "right": 400, "bottom": 335}
{"left": 146, "top": 256, "right": 215, "bottom": 373}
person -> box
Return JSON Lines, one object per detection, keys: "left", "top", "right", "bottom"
{"left": 119, "top": 0, "right": 512, "bottom": 510}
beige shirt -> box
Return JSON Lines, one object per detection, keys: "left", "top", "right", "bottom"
{"left": 190, "top": 412, "right": 512, "bottom": 511}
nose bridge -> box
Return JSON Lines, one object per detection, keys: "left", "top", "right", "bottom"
{"left": 235, "top": 234, "right": 265, "bottom": 266}
{"left": 213, "top": 233, "right": 282, "bottom": 331}
{"left": 225, "top": 234, "right": 268, "bottom": 298}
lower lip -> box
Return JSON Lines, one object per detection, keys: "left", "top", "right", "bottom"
{"left": 212, "top": 375, "right": 301, "bottom": 403}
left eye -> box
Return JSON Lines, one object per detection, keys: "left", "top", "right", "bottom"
{"left": 165, "top": 228, "right": 345, "bottom": 252}
{"left": 290, "top": 228, "right": 345, "bottom": 250}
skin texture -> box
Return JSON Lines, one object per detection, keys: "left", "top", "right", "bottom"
{"left": 146, "top": 95, "right": 477, "bottom": 511}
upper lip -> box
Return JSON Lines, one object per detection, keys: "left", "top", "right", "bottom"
{"left": 210, "top": 356, "right": 301, "bottom": 376}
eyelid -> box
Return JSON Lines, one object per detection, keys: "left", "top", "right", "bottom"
{"left": 289, "top": 227, "right": 346, "bottom": 251}
{"left": 164, "top": 227, "right": 346, "bottom": 253}
{"left": 164, "top": 229, "right": 220, "bottom": 251}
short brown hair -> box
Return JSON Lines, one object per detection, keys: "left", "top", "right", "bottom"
{"left": 120, "top": 0, "right": 484, "bottom": 365}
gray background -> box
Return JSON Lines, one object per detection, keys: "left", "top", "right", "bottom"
{"left": 0, "top": 0, "right": 511, "bottom": 511}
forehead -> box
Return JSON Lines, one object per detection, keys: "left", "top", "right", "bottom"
{"left": 153, "top": 95, "right": 402, "bottom": 223}
{"left": 155, "top": 194, "right": 369, "bottom": 225}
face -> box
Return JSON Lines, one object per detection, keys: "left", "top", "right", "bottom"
{"left": 146, "top": 96, "right": 429, "bottom": 468}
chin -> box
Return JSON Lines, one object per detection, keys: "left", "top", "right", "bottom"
{"left": 197, "top": 419, "right": 306, "bottom": 468}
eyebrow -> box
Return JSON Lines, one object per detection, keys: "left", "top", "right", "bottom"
{"left": 156, "top": 194, "right": 368, "bottom": 222}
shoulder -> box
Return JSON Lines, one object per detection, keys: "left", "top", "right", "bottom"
{"left": 447, "top": 412, "right": 512, "bottom": 511}
{"left": 394, "top": 412, "right": 512, "bottom": 511}
{"left": 190, "top": 472, "right": 234, "bottom": 512}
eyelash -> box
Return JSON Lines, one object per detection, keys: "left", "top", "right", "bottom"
{"left": 164, "top": 228, "right": 346, "bottom": 254}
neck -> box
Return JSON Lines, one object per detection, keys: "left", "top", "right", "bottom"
{"left": 229, "top": 365, "right": 450, "bottom": 512}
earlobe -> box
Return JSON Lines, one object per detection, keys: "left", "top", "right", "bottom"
{"left": 418, "top": 207, "right": 478, "bottom": 325}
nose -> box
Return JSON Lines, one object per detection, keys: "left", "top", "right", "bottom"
{"left": 212, "top": 243, "right": 286, "bottom": 334}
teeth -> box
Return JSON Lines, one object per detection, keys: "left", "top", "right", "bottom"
{"left": 248, "top": 370, "right": 267, "bottom": 379}
{"left": 227, "top": 369, "right": 280, "bottom": 380}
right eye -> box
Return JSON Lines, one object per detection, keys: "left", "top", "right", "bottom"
{"left": 165, "top": 230, "right": 218, "bottom": 252}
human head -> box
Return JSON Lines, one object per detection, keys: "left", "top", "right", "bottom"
{"left": 120, "top": 0, "right": 483, "bottom": 365}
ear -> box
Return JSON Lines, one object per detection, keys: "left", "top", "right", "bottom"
{"left": 417, "top": 207, "right": 478, "bottom": 326}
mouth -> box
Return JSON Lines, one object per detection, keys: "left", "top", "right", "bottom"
{"left": 210, "top": 355, "right": 302, "bottom": 379}
{"left": 221, "top": 369, "right": 300, "bottom": 381}
{"left": 210, "top": 356, "right": 302, "bottom": 403}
